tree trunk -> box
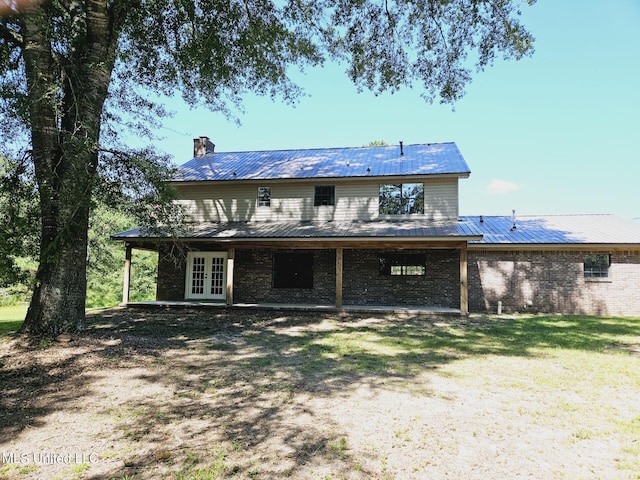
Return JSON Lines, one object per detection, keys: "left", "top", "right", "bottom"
{"left": 18, "top": 1, "right": 124, "bottom": 336}
{"left": 21, "top": 141, "right": 97, "bottom": 335}
{"left": 20, "top": 138, "right": 97, "bottom": 335}
{"left": 22, "top": 219, "right": 90, "bottom": 335}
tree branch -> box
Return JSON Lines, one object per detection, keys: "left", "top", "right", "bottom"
{"left": 0, "top": 21, "right": 24, "bottom": 48}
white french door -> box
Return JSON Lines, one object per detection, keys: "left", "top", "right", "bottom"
{"left": 185, "top": 252, "right": 227, "bottom": 300}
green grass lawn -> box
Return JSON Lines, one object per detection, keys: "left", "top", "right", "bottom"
{"left": 0, "top": 304, "right": 115, "bottom": 336}
{"left": 0, "top": 304, "right": 27, "bottom": 335}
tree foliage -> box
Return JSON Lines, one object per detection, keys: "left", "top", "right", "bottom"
{"left": 0, "top": 155, "right": 39, "bottom": 287}
{"left": 86, "top": 205, "right": 157, "bottom": 308}
{"left": 0, "top": 157, "right": 156, "bottom": 308}
{"left": 0, "top": 0, "right": 536, "bottom": 335}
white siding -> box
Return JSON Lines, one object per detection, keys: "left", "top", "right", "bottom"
{"left": 425, "top": 178, "right": 458, "bottom": 221}
{"left": 177, "top": 177, "right": 459, "bottom": 222}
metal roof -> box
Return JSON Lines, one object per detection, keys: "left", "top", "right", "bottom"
{"left": 462, "top": 215, "right": 640, "bottom": 245}
{"left": 113, "top": 215, "right": 640, "bottom": 245}
{"left": 113, "top": 219, "right": 483, "bottom": 241}
{"left": 175, "top": 142, "right": 470, "bottom": 182}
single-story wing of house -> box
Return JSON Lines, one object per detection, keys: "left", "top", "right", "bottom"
{"left": 113, "top": 137, "right": 640, "bottom": 316}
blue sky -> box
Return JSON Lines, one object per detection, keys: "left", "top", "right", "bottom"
{"left": 141, "top": 1, "right": 640, "bottom": 220}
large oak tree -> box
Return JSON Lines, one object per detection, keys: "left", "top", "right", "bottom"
{"left": 0, "top": 0, "right": 535, "bottom": 335}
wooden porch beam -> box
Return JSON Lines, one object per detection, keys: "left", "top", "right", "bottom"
{"left": 460, "top": 245, "right": 469, "bottom": 315}
{"left": 226, "top": 248, "right": 235, "bottom": 306}
{"left": 121, "top": 243, "right": 132, "bottom": 306}
{"left": 336, "top": 247, "right": 343, "bottom": 308}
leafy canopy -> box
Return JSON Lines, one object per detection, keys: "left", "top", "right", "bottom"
{"left": 2, "top": 0, "right": 536, "bottom": 147}
{"left": 0, "top": 0, "right": 537, "bottom": 250}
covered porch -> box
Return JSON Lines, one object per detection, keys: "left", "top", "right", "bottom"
{"left": 114, "top": 220, "right": 483, "bottom": 315}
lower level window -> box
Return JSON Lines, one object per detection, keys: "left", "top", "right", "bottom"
{"left": 379, "top": 254, "right": 426, "bottom": 276}
{"left": 273, "top": 252, "right": 314, "bottom": 288}
{"left": 584, "top": 254, "right": 610, "bottom": 278}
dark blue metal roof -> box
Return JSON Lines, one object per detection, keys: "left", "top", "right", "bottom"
{"left": 113, "top": 215, "right": 640, "bottom": 245}
{"left": 175, "top": 142, "right": 470, "bottom": 182}
{"left": 462, "top": 215, "right": 640, "bottom": 245}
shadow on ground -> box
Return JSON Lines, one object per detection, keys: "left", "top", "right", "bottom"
{"left": 1, "top": 308, "right": 638, "bottom": 479}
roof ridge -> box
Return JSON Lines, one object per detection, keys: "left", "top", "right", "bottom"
{"left": 195, "top": 142, "right": 457, "bottom": 156}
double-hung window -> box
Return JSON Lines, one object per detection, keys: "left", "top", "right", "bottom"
{"left": 257, "top": 187, "right": 271, "bottom": 207}
{"left": 314, "top": 186, "right": 335, "bottom": 206}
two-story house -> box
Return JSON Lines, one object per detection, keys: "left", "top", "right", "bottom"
{"left": 113, "top": 137, "right": 640, "bottom": 316}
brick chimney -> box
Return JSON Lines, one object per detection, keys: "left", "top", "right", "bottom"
{"left": 193, "top": 136, "right": 215, "bottom": 157}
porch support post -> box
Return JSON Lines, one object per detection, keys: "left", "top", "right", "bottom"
{"left": 121, "top": 243, "right": 132, "bottom": 306}
{"left": 336, "top": 247, "right": 343, "bottom": 309}
{"left": 459, "top": 244, "right": 469, "bottom": 315}
{"left": 226, "top": 248, "right": 235, "bottom": 306}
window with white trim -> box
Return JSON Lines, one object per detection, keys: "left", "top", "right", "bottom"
{"left": 314, "top": 186, "right": 335, "bottom": 206}
{"left": 257, "top": 186, "right": 271, "bottom": 207}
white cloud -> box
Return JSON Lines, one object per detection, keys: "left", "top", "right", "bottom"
{"left": 487, "top": 178, "right": 521, "bottom": 195}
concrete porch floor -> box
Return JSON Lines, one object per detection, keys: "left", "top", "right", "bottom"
{"left": 124, "top": 300, "right": 462, "bottom": 316}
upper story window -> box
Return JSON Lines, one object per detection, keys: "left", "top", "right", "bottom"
{"left": 257, "top": 187, "right": 271, "bottom": 207}
{"left": 314, "top": 186, "right": 335, "bottom": 206}
{"left": 584, "top": 254, "right": 610, "bottom": 278}
{"left": 379, "top": 183, "right": 424, "bottom": 215}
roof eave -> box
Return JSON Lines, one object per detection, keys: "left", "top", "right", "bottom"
{"left": 112, "top": 234, "right": 483, "bottom": 244}
{"left": 468, "top": 243, "right": 640, "bottom": 251}
{"left": 183, "top": 235, "right": 482, "bottom": 243}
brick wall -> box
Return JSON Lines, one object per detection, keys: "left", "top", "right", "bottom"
{"left": 156, "top": 246, "right": 461, "bottom": 307}
{"left": 155, "top": 244, "right": 640, "bottom": 315}
{"left": 342, "top": 249, "right": 460, "bottom": 308}
{"left": 234, "top": 248, "right": 336, "bottom": 304}
{"left": 156, "top": 247, "right": 187, "bottom": 301}
{"left": 468, "top": 250, "right": 640, "bottom": 316}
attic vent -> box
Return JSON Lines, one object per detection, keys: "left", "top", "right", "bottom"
{"left": 193, "top": 136, "right": 215, "bottom": 157}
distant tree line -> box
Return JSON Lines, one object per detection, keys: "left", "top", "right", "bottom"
{"left": 0, "top": 156, "right": 156, "bottom": 309}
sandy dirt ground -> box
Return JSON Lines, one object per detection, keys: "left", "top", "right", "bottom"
{"left": 1, "top": 308, "right": 639, "bottom": 479}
